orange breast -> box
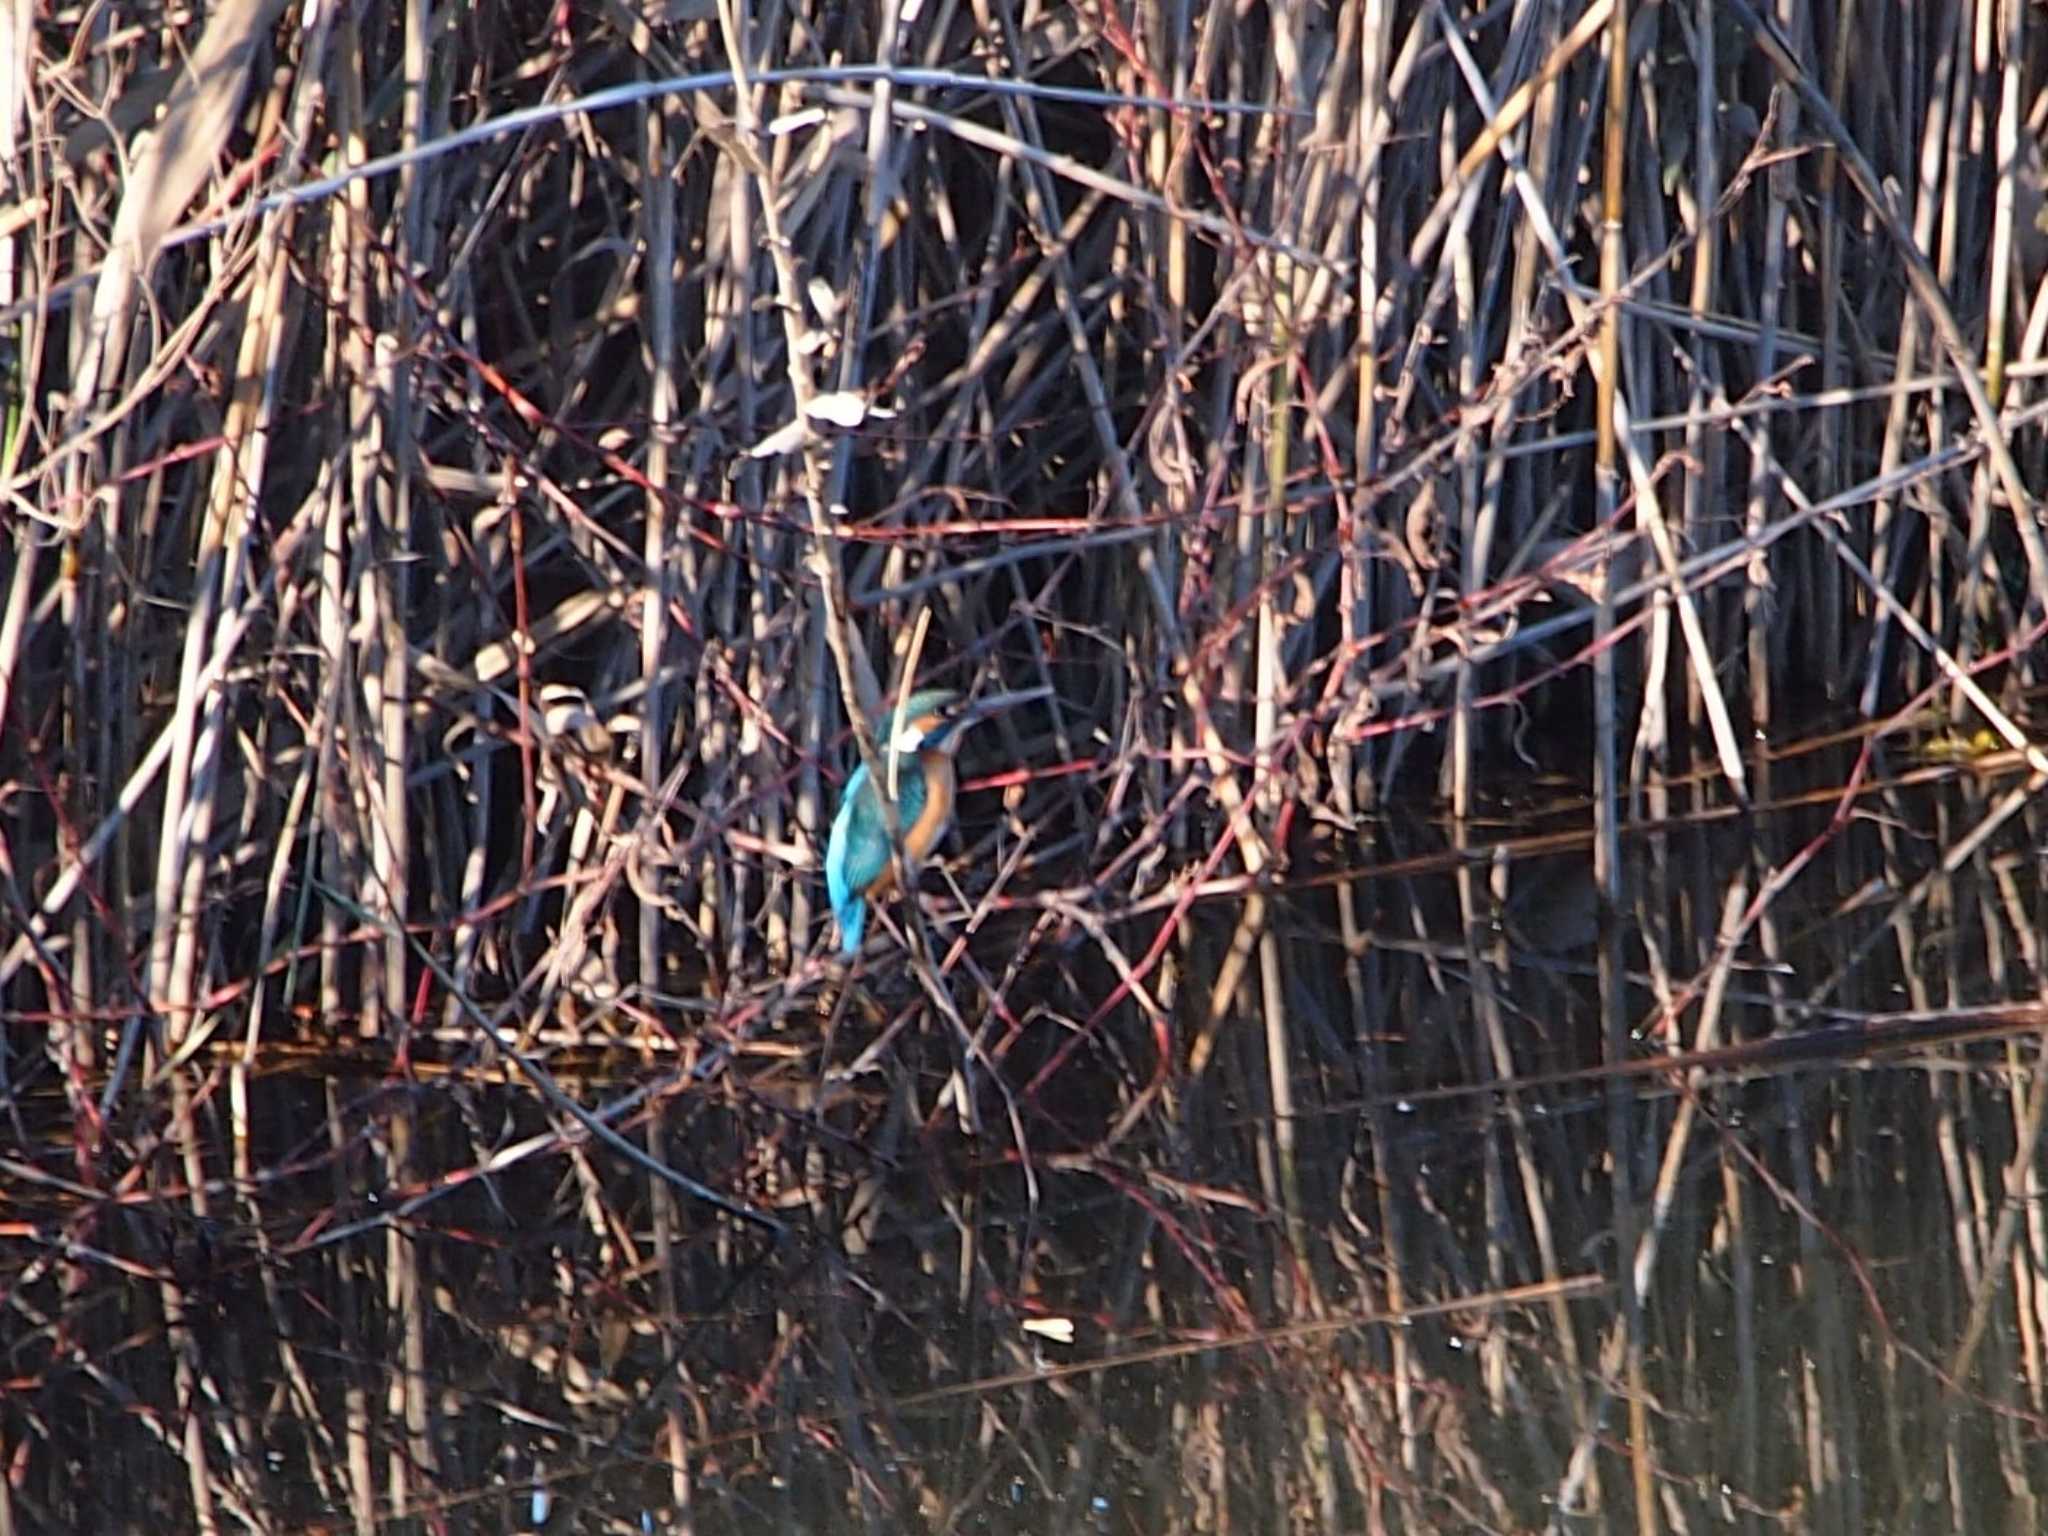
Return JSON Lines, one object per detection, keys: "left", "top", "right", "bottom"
{"left": 901, "top": 751, "right": 957, "bottom": 864}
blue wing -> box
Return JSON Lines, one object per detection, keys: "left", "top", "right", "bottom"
{"left": 825, "top": 763, "right": 874, "bottom": 953}
{"left": 825, "top": 757, "right": 927, "bottom": 955}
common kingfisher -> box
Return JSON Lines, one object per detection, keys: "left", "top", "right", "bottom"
{"left": 825, "top": 687, "right": 1046, "bottom": 956}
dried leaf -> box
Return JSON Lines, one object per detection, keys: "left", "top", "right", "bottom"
{"left": 746, "top": 416, "right": 812, "bottom": 459}
{"left": 804, "top": 390, "right": 893, "bottom": 427}
{"left": 108, "top": 0, "right": 288, "bottom": 267}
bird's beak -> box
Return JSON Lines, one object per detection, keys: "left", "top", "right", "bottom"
{"left": 958, "top": 686, "right": 1052, "bottom": 727}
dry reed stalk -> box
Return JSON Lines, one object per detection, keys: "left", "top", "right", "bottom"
{"left": 11, "top": 1, "right": 2048, "bottom": 1529}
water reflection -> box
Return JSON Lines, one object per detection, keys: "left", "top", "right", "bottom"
{"left": 7, "top": 743, "right": 2048, "bottom": 1533}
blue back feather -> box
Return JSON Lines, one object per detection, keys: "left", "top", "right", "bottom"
{"left": 826, "top": 751, "right": 932, "bottom": 955}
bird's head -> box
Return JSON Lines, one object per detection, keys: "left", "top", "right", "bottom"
{"left": 883, "top": 689, "right": 965, "bottom": 754}
{"left": 879, "top": 686, "right": 1050, "bottom": 757}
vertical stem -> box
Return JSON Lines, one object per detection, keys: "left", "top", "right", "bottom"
{"left": 1596, "top": 0, "right": 1655, "bottom": 1528}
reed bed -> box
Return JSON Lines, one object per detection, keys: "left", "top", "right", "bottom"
{"left": 5, "top": 0, "right": 2048, "bottom": 1530}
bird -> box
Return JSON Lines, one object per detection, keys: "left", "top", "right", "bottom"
{"left": 825, "top": 686, "right": 1046, "bottom": 956}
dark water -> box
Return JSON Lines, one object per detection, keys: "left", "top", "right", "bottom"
{"left": 7, "top": 746, "right": 2048, "bottom": 1534}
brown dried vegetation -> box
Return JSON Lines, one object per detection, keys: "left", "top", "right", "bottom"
{"left": 6, "top": 0, "right": 2048, "bottom": 1530}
